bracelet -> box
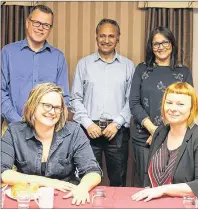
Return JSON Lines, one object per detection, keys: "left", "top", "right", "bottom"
{"left": 150, "top": 126, "right": 157, "bottom": 136}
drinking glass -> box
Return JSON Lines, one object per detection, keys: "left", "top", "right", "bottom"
{"left": 17, "top": 191, "right": 31, "bottom": 209}
{"left": 183, "top": 196, "right": 197, "bottom": 208}
{"left": 1, "top": 190, "right": 5, "bottom": 208}
{"left": 92, "top": 188, "right": 106, "bottom": 208}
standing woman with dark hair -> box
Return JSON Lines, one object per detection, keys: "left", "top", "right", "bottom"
{"left": 129, "top": 26, "right": 193, "bottom": 187}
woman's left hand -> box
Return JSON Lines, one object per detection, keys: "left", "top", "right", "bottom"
{"left": 63, "top": 185, "right": 90, "bottom": 205}
{"left": 131, "top": 186, "right": 166, "bottom": 202}
{"left": 146, "top": 135, "right": 152, "bottom": 145}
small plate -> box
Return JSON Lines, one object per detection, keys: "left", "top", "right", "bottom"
{"left": 5, "top": 188, "right": 40, "bottom": 201}
{"left": 1, "top": 184, "right": 8, "bottom": 191}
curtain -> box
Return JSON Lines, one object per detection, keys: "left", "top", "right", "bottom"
{"left": 145, "top": 8, "right": 193, "bottom": 70}
{"left": 1, "top": 5, "right": 33, "bottom": 48}
{"left": 1, "top": 5, "right": 33, "bottom": 127}
{"left": 43, "top": 1, "right": 146, "bottom": 87}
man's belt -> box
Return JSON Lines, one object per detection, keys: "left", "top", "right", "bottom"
{"left": 93, "top": 120, "right": 113, "bottom": 130}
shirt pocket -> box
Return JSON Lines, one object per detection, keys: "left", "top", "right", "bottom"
{"left": 57, "top": 154, "right": 73, "bottom": 176}
{"left": 15, "top": 159, "right": 29, "bottom": 173}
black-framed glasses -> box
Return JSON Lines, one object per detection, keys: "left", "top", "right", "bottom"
{"left": 152, "top": 40, "right": 171, "bottom": 49}
{"left": 29, "top": 19, "right": 52, "bottom": 30}
{"left": 40, "top": 102, "right": 63, "bottom": 114}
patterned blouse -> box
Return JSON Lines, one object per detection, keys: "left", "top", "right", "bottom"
{"left": 129, "top": 63, "right": 193, "bottom": 146}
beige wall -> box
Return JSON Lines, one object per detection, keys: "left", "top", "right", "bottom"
{"left": 193, "top": 9, "right": 198, "bottom": 94}
{"left": 43, "top": 2, "right": 146, "bottom": 87}
{"left": 4, "top": 1, "right": 196, "bottom": 92}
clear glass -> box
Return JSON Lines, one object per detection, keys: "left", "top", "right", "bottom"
{"left": 17, "top": 191, "right": 31, "bottom": 209}
{"left": 99, "top": 115, "right": 107, "bottom": 130}
{"left": 92, "top": 188, "right": 106, "bottom": 208}
{"left": 195, "top": 198, "right": 198, "bottom": 209}
{"left": 183, "top": 196, "right": 198, "bottom": 208}
{"left": 1, "top": 190, "right": 5, "bottom": 208}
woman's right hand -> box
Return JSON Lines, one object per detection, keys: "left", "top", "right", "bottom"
{"left": 46, "top": 179, "right": 77, "bottom": 192}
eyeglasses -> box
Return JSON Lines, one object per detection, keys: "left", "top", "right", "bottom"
{"left": 40, "top": 102, "right": 63, "bottom": 114}
{"left": 152, "top": 40, "right": 171, "bottom": 49}
{"left": 28, "top": 19, "right": 52, "bottom": 30}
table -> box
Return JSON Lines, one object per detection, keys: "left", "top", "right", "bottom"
{"left": 3, "top": 186, "right": 184, "bottom": 208}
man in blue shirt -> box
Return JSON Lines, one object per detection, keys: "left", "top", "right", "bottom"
{"left": 1, "top": 5, "right": 70, "bottom": 125}
{"left": 70, "top": 19, "right": 135, "bottom": 186}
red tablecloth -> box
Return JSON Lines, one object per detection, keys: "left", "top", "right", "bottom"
{"left": 3, "top": 186, "right": 184, "bottom": 208}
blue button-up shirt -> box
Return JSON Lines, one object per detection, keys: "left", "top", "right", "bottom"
{"left": 1, "top": 121, "right": 102, "bottom": 182}
{"left": 1, "top": 39, "right": 70, "bottom": 123}
{"left": 70, "top": 52, "right": 135, "bottom": 129}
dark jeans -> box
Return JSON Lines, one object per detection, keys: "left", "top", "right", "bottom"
{"left": 83, "top": 126, "right": 130, "bottom": 187}
{"left": 132, "top": 141, "right": 150, "bottom": 187}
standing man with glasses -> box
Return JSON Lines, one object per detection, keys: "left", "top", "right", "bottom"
{"left": 1, "top": 5, "right": 70, "bottom": 133}
{"left": 70, "top": 18, "right": 135, "bottom": 186}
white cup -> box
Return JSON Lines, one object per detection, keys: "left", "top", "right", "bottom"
{"left": 34, "top": 187, "right": 54, "bottom": 209}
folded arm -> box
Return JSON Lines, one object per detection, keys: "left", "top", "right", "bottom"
{"left": 1, "top": 127, "right": 76, "bottom": 192}
{"left": 129, "top": 64, "right": 157, "bottom": 136}
{"left": 1, "top": 170, "right": 76, "bottom": 192}
{"left": 131, "top": 183, "right": 194, "bottom": 202}
{"left": 63, "top": 125, "right": 102, "bottom": 205}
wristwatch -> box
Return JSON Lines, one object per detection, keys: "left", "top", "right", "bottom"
{"left": 114, "top": 122, "right": 121, "bottom": 129}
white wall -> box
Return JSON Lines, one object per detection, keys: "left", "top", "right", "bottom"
{"left": 193, "top": 9, "right": 198, "bottom": 94}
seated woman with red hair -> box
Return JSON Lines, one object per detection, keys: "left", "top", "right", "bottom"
{"left": 132, "top": 82, "right": 198, "bottom": 201}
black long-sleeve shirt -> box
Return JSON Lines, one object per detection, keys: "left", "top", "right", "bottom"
{"left": 129, "top": 63, "right": 193, "bottom": 146}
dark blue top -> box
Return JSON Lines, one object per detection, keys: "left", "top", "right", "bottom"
{"left": 129, "top": 63, "right": 193, "bottom": 146}
{"left": 1, "top": 121, "right": 102, "bottom": 183}
{"left": 1, "top": 38, "right": 70, "bottom": 123}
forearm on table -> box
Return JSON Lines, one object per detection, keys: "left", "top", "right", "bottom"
{"left": 1, "top": 170, "right": 56, "bottom": 186}
{"left": 161, "top": 183, "right": 194, "bottom": 197}
{"left": 142, "top": 118, "right": 157, "bottom": 136}
{"left": 78, "top": 172, "right": 101, "bottom": 191}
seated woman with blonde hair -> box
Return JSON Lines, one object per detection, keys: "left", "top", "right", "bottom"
{"left": 132, "top": 82, "right": 198, "bottom": 201}
{"left": 1, "top": 83, "right": 102, "bottom": 205}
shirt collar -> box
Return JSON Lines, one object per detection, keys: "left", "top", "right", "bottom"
{"left": 20, "top": 38, "right": 52, "bottom": 52}
{"left": 94, "top": 50, "right": 121, "bottom": 63}
{"left": 189, "top": 120, "right": 197, "bottom": 129}
{"left": 24, "top": 123, "right": 71, "bottom": 141}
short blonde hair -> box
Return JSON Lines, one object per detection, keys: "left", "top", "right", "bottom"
{"left": 23, "top": 83, "right": 67, "bottom": 131}
{"left": 161, "top": 82, "right": 198, "bottom": 127}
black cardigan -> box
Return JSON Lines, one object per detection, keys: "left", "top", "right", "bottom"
{"left": 144, "top": 124, "right": 198, "bottom": 197}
